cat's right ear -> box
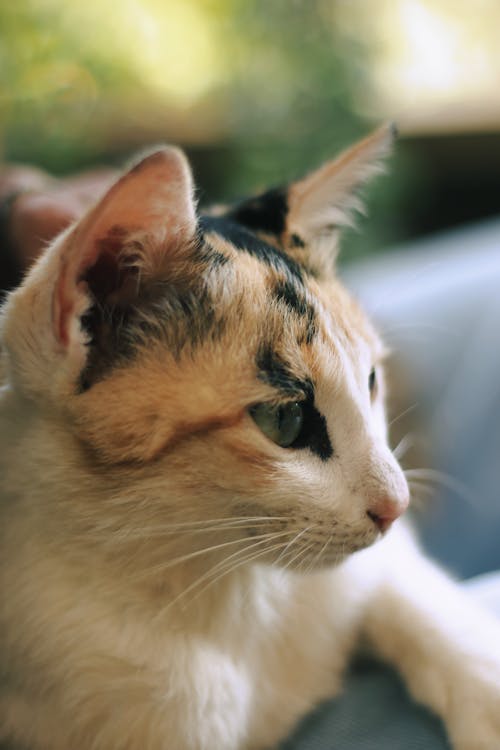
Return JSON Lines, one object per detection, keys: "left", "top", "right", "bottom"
{"left": 1, "top": 147, "right": 196, "bottom": 400}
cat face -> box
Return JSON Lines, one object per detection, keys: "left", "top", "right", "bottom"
{"left": 1, "top": 126, "right": 408, "bottom": 577}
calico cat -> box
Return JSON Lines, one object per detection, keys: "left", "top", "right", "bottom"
{"left": 1, "top": 126, "right": 500, "bottom": 750}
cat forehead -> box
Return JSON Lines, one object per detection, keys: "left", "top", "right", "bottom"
{"left": 199, "top": 214, "right": 304, "bottom": 283}
{"left": 197, "top": 214, "right": 382, "bottom": 372}
{"left": 70, "top": 209, "right": 383, "bottom": 463}
{"left": 80, "top": 208, "right": 382, "bottom": 398}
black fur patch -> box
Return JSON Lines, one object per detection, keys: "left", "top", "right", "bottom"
{"left": 163, "top": 282, "right": 219, "bottom": 353}
{"left": 228, "top": 187, "right": 288, "bottom": 236}
{"left": 79, "top": 276, "right": 222, "bottom": 392}
{"left": 273, "top": 278, "right": 309, "bottom": 316}
{"left": 302, "top": 305, "right": 318, "bottom": 346}
{"left": 273, "top": 279, "right": 318, "bottom": 345}
{"left": 256, "top": 345, "right": 313, "bottom": 398}
{"left": 255, "top": 346, "right": 333, "bottom": 461}
{"left": 199, "top": 215, "right": 303, "bottom": 283}
{"left": 197, "top": 241, "right": 230, "bottom": 269}
{"left": 76, "top": 229, "right": 232, "bottom": 393}
{"left": 290, "top": 233, "right": 305, "bottom": 248}
{"left": 79, "top": 305, "right": 131, "bottom": 391}
{"left": 292, "top": 396, "right": 333, "bottom": 461}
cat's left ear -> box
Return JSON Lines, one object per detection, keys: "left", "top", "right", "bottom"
{"left": 230, "top": 124, "right": 394, "bottom": 277}
{"left": 285, "top": 124, "right": 395, "bottom": 275}
{"left": 2, "top": 147, "right": 196, "bottom": 400}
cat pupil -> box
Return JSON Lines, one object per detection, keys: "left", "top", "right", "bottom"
{"left": 369, "top": 367, "right": 376, "bottom": 395}
{"left": 277, "top": 402, "right": 303, "bottom": 446}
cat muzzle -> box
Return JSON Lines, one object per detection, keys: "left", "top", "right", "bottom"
{"left": 366, "top": 493, "right": 409, "bottom": 533}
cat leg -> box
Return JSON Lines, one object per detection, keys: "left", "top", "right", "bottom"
{"left": 361, "top": 524, "right": 500, "bottom": 750}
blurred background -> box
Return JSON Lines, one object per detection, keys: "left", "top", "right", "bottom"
{"left": 1, "top": 0, "right": 500, "bottom": 577}
{"left": 2, "top": 0, "right": 500, "bottom": 260}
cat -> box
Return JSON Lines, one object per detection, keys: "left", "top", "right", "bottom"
{"left": 1, "top": 125, "right": 500, "bottom": 750}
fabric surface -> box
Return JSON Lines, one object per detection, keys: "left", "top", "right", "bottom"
{"left": 279, "top": 658, "right": 450, "bottom": 750}
{"left": 280, "top": 573, "right": 500, "bottom": 750}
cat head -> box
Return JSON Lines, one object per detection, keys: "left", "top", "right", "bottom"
{"left": 1, "top": 125, "right": 408, "bottom": 575}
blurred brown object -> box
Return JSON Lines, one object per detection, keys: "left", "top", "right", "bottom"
{"left": 0, "top": 167, "right": 118, "bottom": 290}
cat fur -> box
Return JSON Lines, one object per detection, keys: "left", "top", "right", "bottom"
{"left": 1, "top": 127, "right": 500, "bottom": 750}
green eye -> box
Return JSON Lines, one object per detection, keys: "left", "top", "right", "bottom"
{"left": 250, "top": 402, "right": 304, "bottom": 448}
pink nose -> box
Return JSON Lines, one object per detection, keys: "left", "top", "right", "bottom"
{"left": 366, "top": 494, "right": 409, "bottom": 533}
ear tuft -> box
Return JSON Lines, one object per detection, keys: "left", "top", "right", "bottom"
{"left": 286, "top": 124, "right": 395, "bottom": 274}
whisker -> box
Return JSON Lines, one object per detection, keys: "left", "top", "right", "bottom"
{"left": 407, "top": 480, "right": 436, "bottom": 506}
{"left": 393, "top": 433, "right": 416, "bottom": 460}
{"left": 130, "top": 530, "right": 290, "bottom": 583}
{"left": 384, "top": 333, "right": 437, "bottom": 346}
{"left": 275, "top": 525, "right": 314, "bottom": 567}
{"left": 165, "top": 530, "right": 297, "bottom": 613}
{"left": 407, "top": 479, "right": 434, "bottom": 493}
{"left": 191, "top": 538, "right": 294, "bottom": 601}
{"left": 307, "top": 532, "right": 332, "bottom": 574}
{"left": 389, "top": 404, "right": 418, "bottom": 429}
{"left": 292, "top": 543, "right": 317, "bottom": 576}
{"left": 116, "top": 517, "right": 287, "bottom": 541}
{"left": 300, "top": 543, "right": 318, "bottom": 574}
{"left": 280, "top": 534, "right": 314, "bottom": 572}
{"left": 381, "top": 321, "right": 456, "bottom": 338}
{"left": 163, "top": 515, "right": 287, "bottom": 529}
{"left": 404, "top": 468, "right": 477, "bottom": 505}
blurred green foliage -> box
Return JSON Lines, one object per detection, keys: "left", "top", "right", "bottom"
{"left": 0, "top": 0, "right": 419, "bottom": 259}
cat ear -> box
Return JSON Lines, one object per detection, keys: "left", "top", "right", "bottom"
{"left": 285, "top": 124, "right": 395, "bottom": 275}
{"left": 54, "top": 147, "right": 196, "bottom": 347}
{"left": 2, "top": 147, "right": 197, "bottom": 399}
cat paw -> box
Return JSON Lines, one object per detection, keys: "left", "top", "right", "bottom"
{"left": 445, "top": 667, "right": 500, "bottom": 750}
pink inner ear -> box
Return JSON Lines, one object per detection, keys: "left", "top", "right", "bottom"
{"left": 53, "top": 235, "right": 117, "bottom": 348}
{"left": 52, "top": 147, "right": 196, "bottom": 349}
{"left": 54, "top": 225, "right": 140, "bottom": 348}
